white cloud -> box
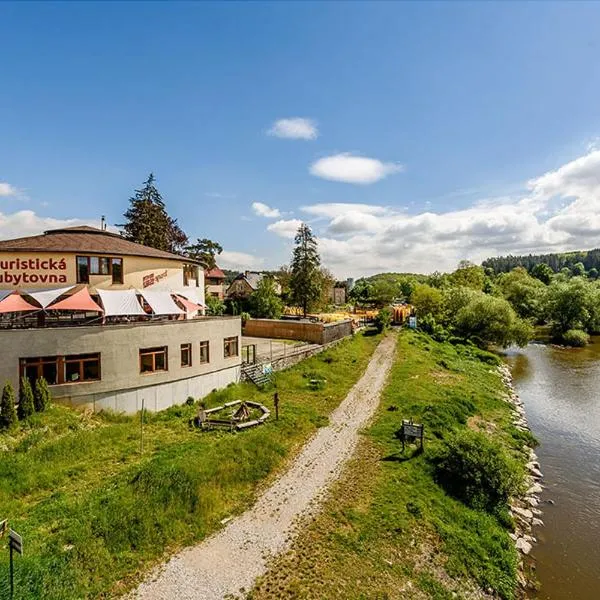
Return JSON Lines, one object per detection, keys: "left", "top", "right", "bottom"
{"left": 309, "top": 153, "right": 403, "bottom": 185}
{"left": 267, "top": 218, "right": 303, "bottom": 239}
{"left": 301, "top": 203, "right": 390, "bottom": 219}
{"left": 294, "top": 149, "right": 600, "bottom": 277}
{"left": 219, "top": 250, "right": 265, "bottom": 271}
{"left": 0, "top": 183, "right": 18, "bottom": 197}
{"left": 268, "top": 117, "right": 318, "bottom": 140}
{"left": 252, "top": 202, "right": 281, "bottom": 218}
{"left": 0, "top": 210, "right": 102, "bottom": 240}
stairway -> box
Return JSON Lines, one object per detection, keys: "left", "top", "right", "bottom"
{"left": 241, "top": 363, "right": 272, "bottom": 388}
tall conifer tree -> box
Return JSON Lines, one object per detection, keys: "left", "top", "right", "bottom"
{"left": 120, "top": 174, "right": 188, "bottom": 253}
{"left": 289, "top": 224, "right": 321, "bottom": 317}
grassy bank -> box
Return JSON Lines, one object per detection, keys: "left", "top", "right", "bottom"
{"left": 0, "top": 331, "right": 380, "bottom": 600}
{"left": 251, "top": 330, "right": 530, "bottom": 600}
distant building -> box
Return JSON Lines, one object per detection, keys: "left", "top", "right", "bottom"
{"left": 329, "top": 280, "right": 348, "bottom": 305}
{"left": 205, "top": 266, "right": 226, "bottom": 300}
{"left": 226, "top": 271, "right": 281, "bottom": 300}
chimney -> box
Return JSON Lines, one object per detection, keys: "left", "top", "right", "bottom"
{"left": 101, "top": 215, "right": 106, "bottom": 231}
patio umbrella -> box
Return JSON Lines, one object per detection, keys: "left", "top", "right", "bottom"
{"left": 0, "top": 292, "right": 40, "bottom": 313}
{"left": 48, "top": 287, "right": 103, "bottom": 312}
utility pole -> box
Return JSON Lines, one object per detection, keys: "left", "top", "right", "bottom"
{"left": 140, "top": 399, "right": 144, "bottom": 454}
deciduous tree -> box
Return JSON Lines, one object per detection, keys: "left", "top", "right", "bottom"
{"left": 185, "top": 238, "right": 223, "bottom": 270}
{"left": 250, "top": 276, "right": 283, "bottom": 319}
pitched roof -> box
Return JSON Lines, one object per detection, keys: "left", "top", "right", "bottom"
{"left": 0, "top": 226, "right": 201, "bottom": 263}
{"left": 244, "top": 272, "right": 264, "bottom": 290}
{"left": 205, "top": 266, "right": 225, "bottom": 279}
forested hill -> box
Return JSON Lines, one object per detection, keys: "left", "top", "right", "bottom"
{"left": 483, "top": 248, "right": 600, "bottom": 274}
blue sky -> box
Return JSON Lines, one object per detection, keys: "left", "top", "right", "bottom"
{"left": 2, "top": 2, "right": 600, "bottom": 276}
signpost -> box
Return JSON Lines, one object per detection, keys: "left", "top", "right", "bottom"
{"left": 7, "top": 527, "right": 23, "bottom": 599}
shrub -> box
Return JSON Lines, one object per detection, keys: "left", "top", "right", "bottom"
{"left": 0, "top": 381, "right": 17, "bottom": 429}
{"left": 185, "top": 396, "right": 195, "bottom": 406}
{"left": 418, "top": 314, "right": 448, "bottom": 342}
{"left": 34, "top": 377, "right": 51, "bottom": 412}
{"left": 18, "top": 376, "right": 35, "bottom": 420}
{"left": 374, "top": 307, "right": 392, "bottom": 332}
{"left": 430, "top": 430, "right": 523, "bottom": 513}
{"left": 561, "top": 329, "right": 589, "bottom": 347}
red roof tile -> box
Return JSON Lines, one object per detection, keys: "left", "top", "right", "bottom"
{"left": 205, "top": 267, "right": 225, "bottom": 279}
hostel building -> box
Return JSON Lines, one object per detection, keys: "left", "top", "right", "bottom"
{"left": 0, "top": 226, "right": 242, "bottom": 413}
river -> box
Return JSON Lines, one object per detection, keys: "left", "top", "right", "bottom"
{"left": 504, "top": 341, "right": 600, "bottom": 600}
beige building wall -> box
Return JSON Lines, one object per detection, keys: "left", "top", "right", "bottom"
{"left": 0, "top": 317, "right": 241, "bottom": 413}
{"left": 0, "top": 252, "right": 204, "bottom": 303}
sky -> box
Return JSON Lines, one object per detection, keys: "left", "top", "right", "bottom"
{"left": 2, "top": 2, "right": 600, "bottom": 277}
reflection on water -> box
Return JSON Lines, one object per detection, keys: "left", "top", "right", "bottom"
{"left": 504, "top": 340, "right": 600, "bottom": 600}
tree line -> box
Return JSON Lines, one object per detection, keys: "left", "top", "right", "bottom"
{"left": 482, "top": 248, "right": 600, "bottom": 278}
{"left": 355, "top": 260, "right": 600, "bottom": 348}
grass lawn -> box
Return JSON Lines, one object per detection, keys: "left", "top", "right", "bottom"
{"left": 0, "top": 331, "right": 380, "bottom": 600}
{"left": 250, "top": 330, "right": 531, "bottom": 600}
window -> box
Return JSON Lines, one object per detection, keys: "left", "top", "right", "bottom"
{"left": 183, "top": 264, "right": 197, "bottom": 287}
{"left": 199, "top": 340, "right": 210, "bottom": 364}
{"left": 20, "top": 353, "right": 101, "bottom": 385}
{"left": 20, "top": 356, "right": 60, "bottom": 385}
{"left": 224, "top": 336, "right": 238, "bottom": 358}
{"left": 181, "top": 343, "right": 192, "bottom": 367}
{"left": 140, "top": 347, "right": 168, "bottom": 373}
{"left": 64, "top": 353, "right": 101, "bottom": 383}
{"left": 77, "top": 256, "right": 89, "bottom": 284}
{"left": 111, "top": 257, "right": 123, "bottom": 284}
{"left": 77, "top": 255, "right": 124, "bottom": 284}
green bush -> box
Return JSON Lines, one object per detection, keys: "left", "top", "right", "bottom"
{"left": 431, "top": 430, "right": 523, "bottom": 513}
{"left": 18, "top": 376, "right": 35, "bottom": 420}
{"left": 561, "top": 329, "right": 589, "bottom": 347}
{"left": 34, "top": 376, "right": 51, "bottom": 412}
{"left": 0, "top": 381, "right": 17, "bottom": 429}
{"left": 374, "top": 307, "right": 392, "bottom": 332}
{"left": 418, "top": 314, "right": 448, "bottom": 342}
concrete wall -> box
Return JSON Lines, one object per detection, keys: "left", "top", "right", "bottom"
{"left": 0, "top": 251, "right": 204, "bottom": 296}
{"left": 243, "top": 318, "right": 353, "bottom": 345}
{"left": 0, "top": 317, "right": 241, "bottom": 413}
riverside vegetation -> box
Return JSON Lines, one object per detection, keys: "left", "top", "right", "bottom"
{"left": 0, "top": 332, "right": 380, "bottom": 599}
{"left": 352, "top": 259, "right": 600, "bottom": 347}
{"left": 251, "top": 330, "right": 533, "bottom": 600}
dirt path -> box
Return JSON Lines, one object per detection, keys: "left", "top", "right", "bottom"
{"left": 131, "top": 333, "right": 397, "bottom": 600}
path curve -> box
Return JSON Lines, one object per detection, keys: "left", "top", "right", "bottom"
{"left": 132, "top": 333, "right": 396, "bottom": 600}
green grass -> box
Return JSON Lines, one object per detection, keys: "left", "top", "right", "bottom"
{"left": 251, "top": 330, "right": 529, "bottom": 600}
{"left": 0, "top": 331, "right": 380, "bottom": 600}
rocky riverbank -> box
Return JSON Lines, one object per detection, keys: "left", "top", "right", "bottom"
{"left": 498, "top": 363, "right": 543, "bottom": 593}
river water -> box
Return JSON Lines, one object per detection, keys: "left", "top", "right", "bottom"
{"left": 504, "top": 341, "right": 600, "bottom": 600}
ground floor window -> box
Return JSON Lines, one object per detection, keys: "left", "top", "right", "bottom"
{"left": 20, "top": 353, "right": 101, "bottom": 385}
{"left": 181, "top": 343, "right": 192, "bottom": 367}
{"left": 224, "top": 336, "right": 238, "bottom": 358}
{"left": 199, "top": 340, "right": 210, "bottom": 364}
{"left": 140, "top": 347, "right": 168, "bottom": 373}
{"left": 65, "top": 353, "right": 101, "bottom": 383}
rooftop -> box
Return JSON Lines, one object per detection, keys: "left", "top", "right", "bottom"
{"left": 205, "top": 267, "right": 225, "bottom": 279}
{"left": 0, "top": 226, "right": 201, "bottom": 263}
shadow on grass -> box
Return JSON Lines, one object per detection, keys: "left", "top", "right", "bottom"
{"left": 382, "top": 446, "right": 424, "bottom": 462}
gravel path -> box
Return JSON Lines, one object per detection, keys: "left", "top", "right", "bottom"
{"left": 131, "top": 333, "right": 396, "bottom": 600}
